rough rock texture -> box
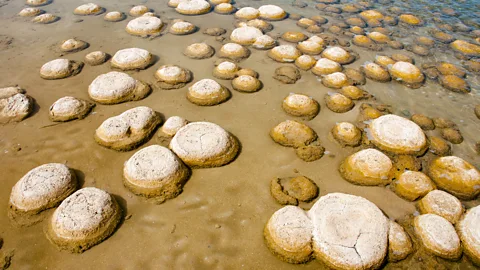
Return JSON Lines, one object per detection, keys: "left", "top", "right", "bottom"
{"left": 309, "top": 193, "right": 389, "bottom": 269}
{"left": 123, "top": 145, "right": 190, "bottom": 202}
{"left": 368, "top": 114, "right": 427, "bottom": 155}
{"left": 322, "top": 72, "right": 350, "bottom": 89}
{"left": 253, "top": 35, "right": 276, "bottom": 50}
{"left": 295, "top": 141, "right": 325, "bottom": 162}
{"left": 268, "top": 45, "right": 301, "bottom": 63}
{"left": 428, "top": 156, "right": 480, "bottom": 200}
{"left": 274, "top": 66, "right": 301, "bottom": 84}
{"left": 389, "top": 61, "right": 425, "bottom": 88}
{"left": 258, "top": 5, "right": 286, "bottom": 21}
{"left": 49, "top": 96, "right": 95, "bottom": 122}
{"left": 331, "top": 122, "right": 361, "bottom": 147}
{"left": 414, "top": 214, "right": 462, "bottom": 260}
{"left": 324, "top": 92, "right": 354, "bottom": 113}
{"left": 32, "top": 13, "right": 58, "bottom": 24}
{"left": 169, "top": 20, "right": 196, "bottom": 35}
{"left": 361, "top": 62, "right": 391, "bottom": 82}
{"left": 111, "top": 48, "right": 153, "bottom": 70}
{"left": 129, "top": 5, "right": 149, "bottom": 16}
{"left": 231, "top": 75, "right": 261, "bottom": 93}
{"left": 88, "top": 71, "right": 150, "bottom": 104}
{"left": 175, "top": 0, "right": 211, "bottom": 15}
{"left": 339, "top": 148, "right": 393, "bottom": 186}
{"left": 60, "top": 39, "right": 88, "bottom": 53}
{"left": 40, "top": 59, "right": 83, "bottom": 80}
{"left": 73, "top": 3, "right": 103, "bottom": 15}
{"left": 161, "top": 116, "right": 188, "bottom": 137}
{"left": 126, "top": 16, "right": 163, "bottom": 37}
{"left": 312, "top": 58, "right": 342, "bottom": 76}
{"left": 169, "top": 122, "right": 239, "bottom": 168}
{"left": 46, "top": 187, "right": 122, "bottom": 253}
{"left": 388, "top": 220, "right": 413, "bottom": 262}
{"left": 417, "top": 190, "right": 463, "bottom": 224}
{"left": 213, "top": 61, "right": 238, "bottom": 80}
{"left": 0, "top": 87, "right": 33, "bottom": 124}
{"left": 95, "top": 106, "right": 161, "bottom": 151}
{"left": 321, "top": 46, "right": 355, "bottom": 64}
{"left": 235, "top": 7, "right": 259, "bottom": 20}
{"left": 19, "top": 7, "right": 42, "bottom": 17}
{"left": 104, "top": 11, "right": 125, "bottom": 22}
{"left": 186, "top": 79, "right": 230, "bottom": 106}
{"left": 8, "top": 163, "right": 77, "bottom": 225}
{"left": 392, "top": 171, "right": 435, "bottom": 201}
{"left": 282, "top": 93, "right": 319, "bottom": 120}
{"left": 230, "top": 26, "right": 263, "bottom": 45}
{"left": 203, "top": 27, "right": 226, "bottom": 36}
{"left": 456, "top": 205, "right": 480, "bottom": 266}
{"left": 154, "top": 65, "right": 192, "bottom": 89}
{"left": 218, "top": 43, "right": 250, "bottom": 61}
{"left": 270, "top": 120, "right": 317, "bottom": 147}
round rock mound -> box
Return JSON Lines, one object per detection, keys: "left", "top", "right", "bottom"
{"left": 417, "top": 190, "right": 463, "bottom": 224}
{"left": 9, "top": 163, "right": 77, "bottom": 225}
{"left": 123, "top": 145, "right": 190, "bottom": 202}
{"left": 111, "top": 48, "right": 153, "bottom": 70}
{"left": 186, "top": 79, "right": 230, "bottom": 106}
{"left": 176, "top": 0, "right": 211, "bottom": 15}
{"left": 339, "top": 148, "right": 393, "bottom": 186}
{"left": 270, "top": 120, "right": 317, "bottom": 148}
{"left": 154, "top": 65, "right": 192, "bottom": 89}
{"left": 49, "top": 96, "right": 95, "bottom": 122}
{"left": 456, "top": 205, "right": 480, "bottom": 266}
{"left": 126, "top": 16, "right": 163, "bottom": 37}
{"left": 88, "top": 71, "right": 150, "bottom": 104}
{"left": 46, "top": 187, "right": 122, "bottom": 253}
{"left": 95, "top": 106, "right": 161, "bottom": 151}
{"left": 161, "top": 116, "right": 188, "bottom": 137}
{"left": 0, "top": 87, "right": 33, "bottom": 124}
{"left": 169, "top": 122, "right": 239, "bottom": 168}
{"left": 368, "top": 114, "right": 427, "bottom": 155}
{"left": 40, "top": 59, "right": 83, "bottom": 80}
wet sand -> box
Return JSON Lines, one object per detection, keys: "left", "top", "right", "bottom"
{"left": 0, "top": 0, "right": 479, "bottom": 269}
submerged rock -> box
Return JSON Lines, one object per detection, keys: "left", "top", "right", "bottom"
{"left": 169, "top": 122, "right": 239, "bottom": 168}
{"left": 95, "top": 106, "right": 161, "bottom": 151}
{"left": 46, "top": 187, "right": 122, "bottom": 253}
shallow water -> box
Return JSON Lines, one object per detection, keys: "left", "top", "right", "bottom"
{"left": 0, "top": 0, "right": 479, "bottom": 269}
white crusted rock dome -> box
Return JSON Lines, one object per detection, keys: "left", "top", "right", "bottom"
{"left": 126, "top": 16, "right": 163, "bottom": 37}
{"left": 308, "top": 193, "right": 389, "bottom": 269}
{"left": 339, "top": 148, "right": 393, "bottom": 186}
{"left": 9, "top": 163, "right": 77, "bottom": 223}
{"left": 60, "top": 38, "right": 88, "bottom": 53}
{"left": 40, "top": 59, "right": 83, "bottom": 80}
{"left": 175, "top": 0, "right": 211, "bottom": 15}
{"left": 123, "top": 145, "right": 190, "bottom": 201}
{"left": 388, "top": 220, "right": 413, "bottom": 262}
{"left": 218, "top": 43, "right": 250, "bottom": 61}
{"left": 154, "top": 65, "right": 192, "bottom": 89}
{"left": 186, "top": 79, "right": 230, "bottom": 106}
{"left": 282, "top": 93, "right": 320, "bottom": 120}
{"left": 456, "top": 205, "right": 480, "bottom": 265}
{"left": 46, "top": 187, "right": 122, "bottom": 253}
{"left": 88, "top": 71, "right": 150, "bottom": 104}
{"left": 32, "top": 13, "right": 58, "bottom": 24}
{"left": 230, "top": 26, "right": 263, "bottom": 45}
{"left": 235, "top": 7, "right": 259, "bottom": 20}
{"left": 73, "top": 3, "right": 103, "bottom": 15}
{"left": 19, "top": 7, "right": 42, "bottom": 17}
{"left": 0, "top": 87, "right": 33, "bottom": 124}
{"left": 84, "top": 51, "right": 108, "bottom": 66}
{"left": 268, "top": 45, "right": 301, "bottom": 63}
{"left": 104, "top": 11, "right": 125, "bottom": 22}
{"left": 368, "top": 114, "right": 427, "bottom": 155}
{"left": 253, "top": 35, "right": 277, "bottom": 50}
{"left": 169, "top": 20, "right": 196, "bottom": 35}
{"left": 213, "top": 61, "right": 239, "bottom": 80}
{"left": 49, "top": 96, "right": 95, "bottom": 122}
{"left": 111, "top": 48, "right": 153, "bottom": 70}
{"left": 258, "top": 5, "right": 286, "bottom": 21}
{"left": 170, "top": 122, "right": 239, "bottom": 168}
{"left": 161, "top": 116, "right": 189, "bottom": 137}
{"left": 417, "top": 190, "right": 463, "bottom": 224}
{"left": 95, "top": 106, "right": 161, "bottom": 151}
{"left": 129, "top": 5, "right": 149, "bottom": 16}
{"left": 184, "top": 43, "right": 215, "bottom": 59}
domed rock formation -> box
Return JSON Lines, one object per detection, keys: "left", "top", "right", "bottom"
{"left": 169, "top": 20, "right": 196, "bottom": 35}
{"left": 32, "top": 13, "right": 58, "bottom": 24}
{"left": 321, "top": 46, "right": 355, "bottom": 64}
{"left": 235, "top": 7, "right": 259, "bottom": 20}
{"left": 389, "top": 62, "right": 425, "bottom": 88}
{"left": 428, "top": 156, "right": 480, "bottom": 200}
{"left": 49, "top": 96, "right": 95, "bottom": 122}
{"left": 129, "top": 5, "right": 149, "bottom": 16}
{"left": 253, "top": 35, "right": 277, "bottom": 50}
{"left": 40, "top": 59, "right": 83, "bottom": 80}
{"left": 88, "top": 72, "right": 150, "bottom": 104}
{"left": 231, "top": 75, "right": 261, "bottom": 93}
{"left": 268, "top": 45, "right": 301, "bottom": 63}
{"left": 123, "top": 145, "right": 190, "bottom": 202}
{"left": 321, "top": 72, "right": 350, "bottom": 89}
{"left": 84, "top": 51, "right": 108, "bottom": 66}
{"left": 95, "top": 106, "right": 161, "bottom": 151}
{"left": 311, "top": 58, "right": 342, "bottom": 76}
{"left": 388, "top": 221, "right": 413, "bottom": 262}
{"left": 414, "top": 214, "right": 461, "bottom": 260}
{"left": 104, "top": 11, "right": 125, "bottom": 22}
{"left": 392, "top": 171, "right": 435, "bottom": 201}
{"left": 8, "top": 163, "right": 77, "bottom": 225}
{"left": 339, "top": 148, "right": 393, "bottom": 186}
{"left": 361, "top": 62, "right": 391, "bottom": 82}
{"left": 46, "top": 187, "right": 122, "bottom": 253}
{"left": 0, "top": 87, "right": 33, "bottom": 124}
{"left": 258, "top": 5, "right": 286, "bottom": 21}
{"left": 418, "top": 190, "right": 463, "bottom": 224}
{"left": 175, "top": 0, "right": 211, "bottom": 15}
{"left": 218, "top": 43, "right": 250, "bottom": 61}
{"left": 161, "top": 116, "right": 188, "bottom": 137}
{"left": 456, "top": 205, "right": 480, "bottom": 265}
{"left": 186, "top": 79, "right": 230, "bottom": 106}
{"left": 324, "top": 92, "right": 354, "bottom": 113}
{"left": 111, "top": 48, "right": 153, "bottom": 70}
{"left": 126, "top": 16, "right": 163, "bottom": 37}
{"left": 214, "top": 3, "right": 235, "bottom": 14}
{"left": 154, "top": 65, "right": 192, "bottom": 89}
{"left": 183, "top": 43, "right": 215, "bottom": 59}
{"left": 19, "top": 7, "right": 42, "bottom": 17}
{"left": 73, "top": 3, "right": 103, "bottom": 15}
{"left": 282, "top": 93, "right": 320, "bottom": 120}
{"left": 274, "top": 66, "right": 301, "bottom": 84}
{"left": 294, "top": 55, "right": 316, "bottom": 70}
{"left": 169, "top": 122, "right": 239, "bottom": 167}
{"left": 60, "top": 38, "right": 88, "bottom": 53}
{"left": 331, "top": 122, "right": 361, "bottom": 147}
{"left": 367, "top": 114, "right": 427, "bottom": 155}
{"left": 230, "top": 26, "right": 263, "bottom": 45}
{"left": 270, "top": 120, "right": 317, "bottom": 147}
{"left": 213, "top": 61, "right": 238, "bottom": 80}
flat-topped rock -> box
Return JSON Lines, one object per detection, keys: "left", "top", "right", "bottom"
{"left": 417, "top": 190, "right": 463, "bottom": 224}
{"left": 88, "top": 71, "right": 150, "bottom": 104}
{"left": 176, "top": 0, "right": 211, "bottom": 15}
{"left": 187, "top": 79, "right": 230, "bottom": 106}
{"left": 49, "top": 96, "right": 95, "bottom": 122}
{"left": 46, "top": 187, "right": 122, "bottom": 253}
{"left": 123, "top": 145, "right": 190, "bottom": 202}
{"left": 230, "top": 26, "right": 263, "bottom": 45}
{"left": 126, "top": 16, "right": 163, "bottom": 37}
{"left": 95, "top": 106, "right": 161, "bottom": 151}
{"left": 456, "top": 205, "right": 480, "bottom": 265}
{"left": 169, "top": 122, "right": 239, "bottom": 167}
{"left": 111, "top": 48, "right": 153, "bottom": 70}
{"left": 154, "top": 65, "right": 192, "bottom": 89}
{"left": 392, "top": 171, "right": 435, "bottom": 201}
